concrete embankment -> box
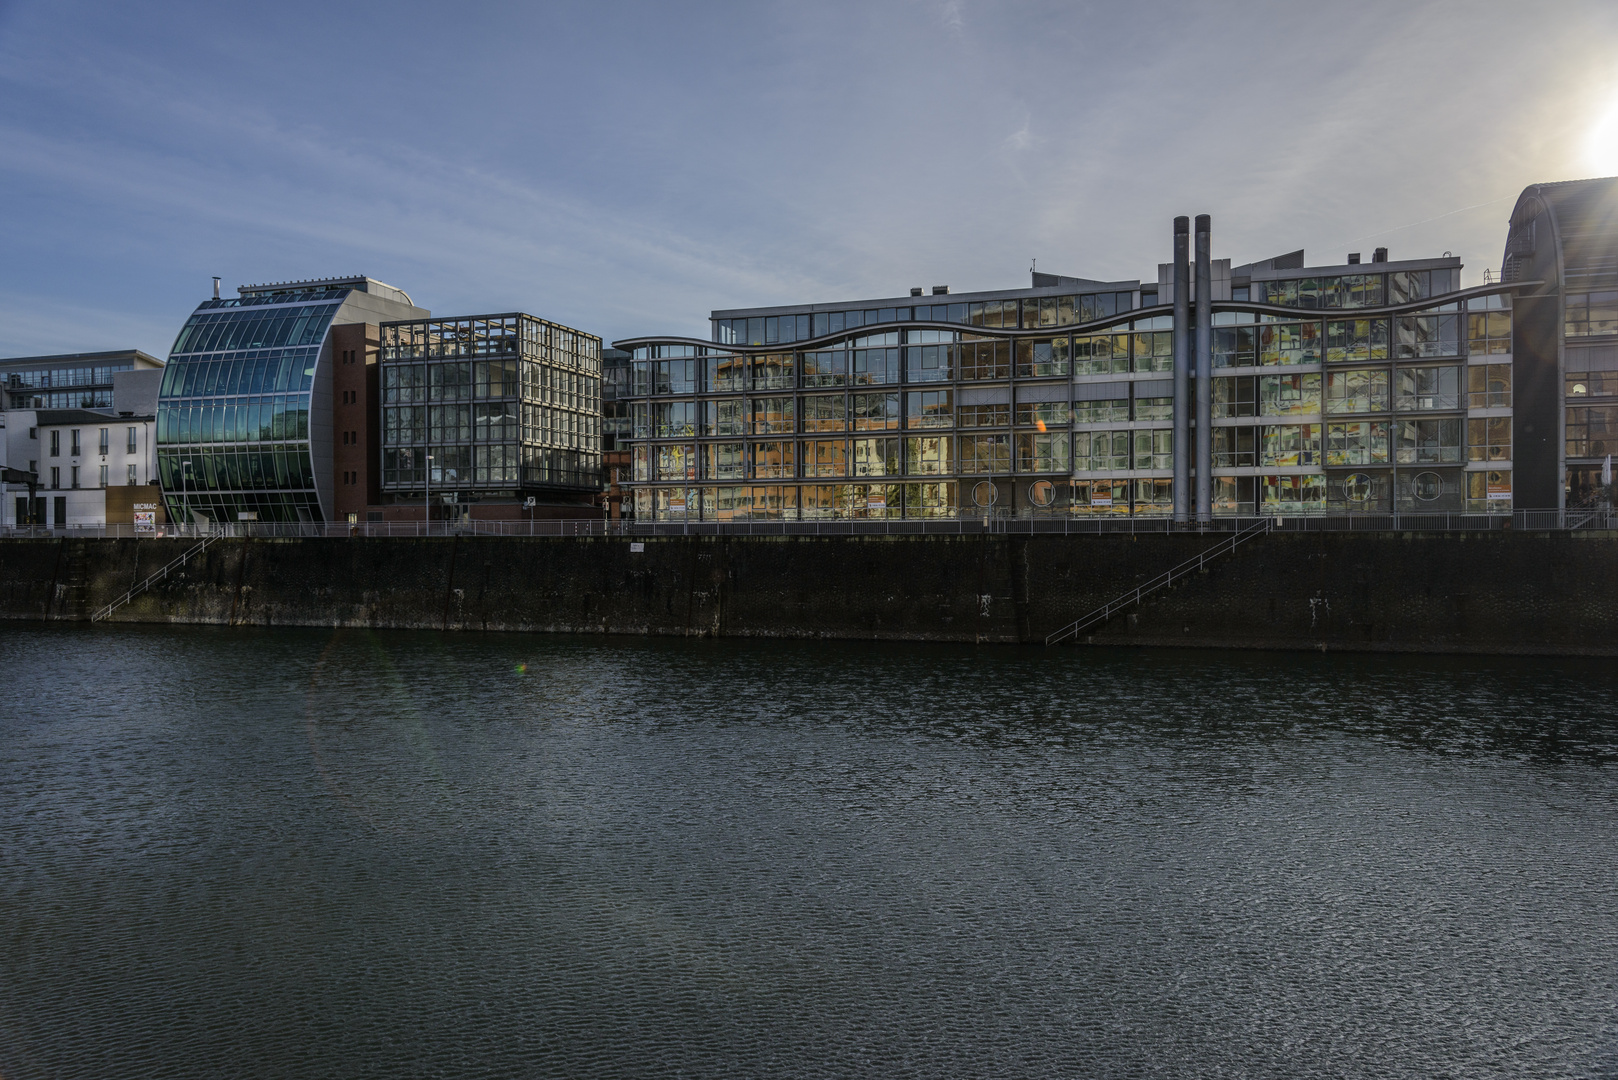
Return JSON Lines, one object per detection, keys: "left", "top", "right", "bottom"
{"left": 2, "top": 532, "right": 1615, "bottom": 654}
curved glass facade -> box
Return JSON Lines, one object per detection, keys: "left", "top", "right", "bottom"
{"left": 156, "top": 300, "right": 340, "bottom": 522}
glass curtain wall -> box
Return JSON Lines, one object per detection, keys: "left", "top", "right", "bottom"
{"left": 379, "top": 314, "right": 602, "bottom": 499}
{"left": 156, "top": 299, "right": 340, "bottom": 522}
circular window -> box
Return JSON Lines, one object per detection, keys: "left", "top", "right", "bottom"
{"left": 1342, "top": 473, "right": 1373, "bottom": 502}
{"left": 1413, "top": 471, "right": 1442, "bottom": 501}
{"left": 1028, "top": 480, "right": 1055, "bottom": 507}
{"left": 972, "top": 481, "right": 999, "bottom": 507}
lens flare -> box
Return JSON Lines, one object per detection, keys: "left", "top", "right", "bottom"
{"left": 1586, "top": 100, "right": 1618, "bottom": 177}
{"left": 515, "top": 662, "right": 528, "bottom": 675}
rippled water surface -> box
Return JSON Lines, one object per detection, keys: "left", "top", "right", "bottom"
{"left": 4, "top": 625, "right": 1618, "bottom": 1078}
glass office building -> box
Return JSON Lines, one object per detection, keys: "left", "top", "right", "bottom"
{"left": 3, "top": 350, "right": 163, "bottom": 410}
{"left": 378, "top": 313, "right": 601, "bottom": 503}
{"left": 610, "top": 181, "right": 1600, "bottom": 519}
{"left": 156, "top": 276, "right": 424, "bottom": 523}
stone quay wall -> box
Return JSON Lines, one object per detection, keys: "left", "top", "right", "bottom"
{"left": 2, "top": 532, "right": 1616, "bottom": 655}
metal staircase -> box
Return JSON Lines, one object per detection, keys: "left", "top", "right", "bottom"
{"left": 90, "top": 533, "right": 221, "bottom": 623}
{"left": 1045, "top": 518, "right": 1273, "bottom": 645}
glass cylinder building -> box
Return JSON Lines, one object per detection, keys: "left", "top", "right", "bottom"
{"left": 156, "top": 276, "right": 425, "bottom": 523}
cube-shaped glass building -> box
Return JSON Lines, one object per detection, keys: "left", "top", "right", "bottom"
{"left": 378, "top": 313, "right": 601, "bottom": 501}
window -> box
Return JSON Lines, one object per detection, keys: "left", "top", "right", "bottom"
{"left": 127, "top": 464, "right": 137, "bottom": 485}
{"left": 853, "top": 347, "right": 900, "bottom": 385}
{"left": 1132, "top": 429, "right": 1173, "bottom": 470}
{"left": 1325, "top": 421, "right": 1389, "bottom": 466}
{"left": 801, "top": 394, "right": 847, "bottom": 433}
{"left": 1261, "top": 424, "right": 1320, "bottom": 466}
{"left": 1015, "top": 339, "right": 1069, "bottom": 377}
{"left": 750, "top": 353, "right": 793, "bottom": 391}
{"left": 1468, "top": 417, "right": 1511, "bottom": 461}
{"left": 1325, "top": 319, "right": 1389, "bottom": 363}
{"left": 1396, "top": 418, "right": 1463, "bottom": 463}
{"left": 1325, "top": 369, "right": 1388, "bottom": 414}
{"left": 1565, "top": 406, "right": 1618, "bottom": 458}
{"left": 1467, "top": 311, "right": 1512, "bottom": 355}
{"left": 1213, "top": 426, "right": 1255, "bottom": 467}
{"left": 1565, "top": 291, "right": 1618, "bottom": 337}
{"left": 70, "top": 466, "right": 80, "bottom": 489}
{"left": 1074, "top": 431, "right": 1130, "bottom": 471}
{"left": 1074, "top": 398, "right": 1129, "bottom": 423}
{"left": 751, "top": 441, "right": 795, "bottom": 479}
{"left": 906, "top": 390, "right": 953, "bottom": 429}
{"left": 654, "top": 444, "right": 694, "bottom": 482}
{"left": 1262, "top": 475, "right": 1326, "bottom": 511}
{"left": 1260, "top": 322, "right": 1322, "bottom": 366}
{"left": 1468, "top": 365, "right": 1512, "bottom": 409}
{"left": 705, "top": 399, "right": 746, "bottom": 437}
{"left": 1213, "top": 325, "right": 1257, "bottom": 368}
{"left": 851, "top": 393, "right": 900, "bottom": 431}
{"left": 905, "top": 436, "right": 951, "bottom": 475}
{"left": 802, "top": 349, "right": 847, "bottom": 387}
{"left": 70, "top": 430, "right": 80, "bottom": 455}
{"left": 959, "top": 433, "right": 1011, "bottom": 474}
{"left": 50, "top": 430, "right": 59, "bottom": 456}
{"left": 1396, "top": 365, "right": 1461, "bottom": 411}
{"left": 1467, "top": 470, "right": 1511, "bottom": 509}
{"left": 98, "top": 428, "right": 108, "bottom": 455}
{"left": 956, "top": 339, "right": 1009, "bottom": 381}
{"left": 1213, "top": 377, "right": 1256, "bottom": 418}
{"left": 750, "top": 397, "right": 794, "bottom": 435}
{"left": 1395, "top": 314, "right": 1460, "bottom": 358}
{"left": 127, "top": 427, "right": 138, "bottom": 453}
{"left": 958, "top": 404, "right": 1010, "bottom": 427}
{"left": 1016, "top": 402, "right": 1069, "bottom": 429}
{"left": 1016, "top": 432, "right": 1070, "bottom": 473}
{"left": 852, "top": 437, "right": 902, "bottom": 476}
{"left": 1072, "top": 334, "right": 1130, "bottom": 376}
{"left": 99, "top": 464, "right": 108, "bottom": 487}
{"left": 1566, "top": 371, "right": 1618, "bottom": 400}
{"left": 1133, "top": 332, "right": 1173, "bottom": 373}
{"left": 1260, "top": 373, "right": 1321, "bottom": 416}
{"left": 50, "top": 466, "right": 59, "bottom": 489}
{"left": 802, "top": 439, "right": 847, "bottom": 477}
{"left": 703, "top": 443, "right": 745, "bottom": 481}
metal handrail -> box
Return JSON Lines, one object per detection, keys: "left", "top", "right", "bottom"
{"left": 1044, "top": 517, "right": 1274, "bottom": 646}
{"left": 5, "top": 508, "right": 1618, "bottom": 543}
{"left": 90, "top": 533, "right": 221, "bottom": 622}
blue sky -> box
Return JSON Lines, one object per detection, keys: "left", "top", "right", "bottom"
{"left": 3, "top": 0, "right": 1618, "bottom": 356}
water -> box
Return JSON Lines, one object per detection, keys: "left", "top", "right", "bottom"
{"left": 3, "top": 625, "right": 1618, "bottom": 1079}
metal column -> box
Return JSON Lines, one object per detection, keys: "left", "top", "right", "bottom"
{"left": 1172, "top": 216, "right": 1190, "bottom": 523}
{"left": 1195, "top": 214, "right": 1213, "bottom": 522}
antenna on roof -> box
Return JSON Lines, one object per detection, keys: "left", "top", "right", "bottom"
{"left": 212, "top": 277, "right": 221, "bottom": 300}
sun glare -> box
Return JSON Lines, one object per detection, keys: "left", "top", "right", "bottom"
{"left": 1586, "top": 98, "right": 1618, "bottom": 177}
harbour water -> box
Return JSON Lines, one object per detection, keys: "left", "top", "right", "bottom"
{"left": 3, "top": 624, "right": 1618, "bottom": 1078}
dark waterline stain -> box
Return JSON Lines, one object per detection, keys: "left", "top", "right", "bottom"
{"left": 3, "top": 624, "right": 1618, "bottom": 1078}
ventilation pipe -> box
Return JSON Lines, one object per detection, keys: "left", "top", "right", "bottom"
{"left": 212, "top": 276, "right": 221, "bottom": 300}
{"left": 1195, "top": 214, "right": 1213, "bottom": 523}
{"left": 1172, "top": 217, "right": 1191, "bottom": 523}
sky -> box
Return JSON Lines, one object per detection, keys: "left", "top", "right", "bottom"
{"left": 4, "top": 0, "right": 1618, "bottom": 357}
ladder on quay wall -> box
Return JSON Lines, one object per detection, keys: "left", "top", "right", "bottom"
{"left": 90, "top": 533, "right": 221, "bottom": 623}
{"left": 1044, "top": 518, "right": 1273, "bottom": 646}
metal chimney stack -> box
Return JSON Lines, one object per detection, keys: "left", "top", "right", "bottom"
{"left": 1194, "top": 215, "right": 1213, "bottom": 523}
{"left": 212, "top": 277, "right": 221, "bottom": 300}
{"left": 1172, "top": 217, "right": 1190, "bottom": 523}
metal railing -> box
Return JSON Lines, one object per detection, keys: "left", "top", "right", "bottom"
{"left": 90, "top": 533, "right": 222, "bottom": 622}
{"left": 1045, "top": 518, "right": 1274, "bottom": 646}
{"left": 3, "top": 509, "right": 1618, "bottom": 542}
